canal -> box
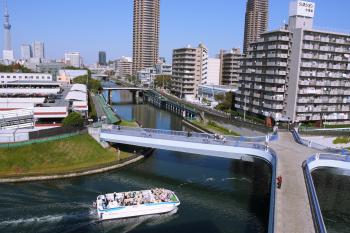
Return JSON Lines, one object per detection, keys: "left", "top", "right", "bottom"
{"left": 0, "top": 90, "right": 272, "bottom": 233}
{"left": 312, "top": 168, "right": 350, "bottom": 233}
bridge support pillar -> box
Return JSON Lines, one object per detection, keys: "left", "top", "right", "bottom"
{"left": 108, "top": 90, "right": 112, "bottom": 105}
{"left": 131, "top": 90, "right": 140, "bottom": 104}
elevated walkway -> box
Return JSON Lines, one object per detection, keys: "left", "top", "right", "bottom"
{"left": 271, "top": 132, "right": 320, "bottom": 233}
{"left": 99, "top": 125, "right": 274, "bottom": 162}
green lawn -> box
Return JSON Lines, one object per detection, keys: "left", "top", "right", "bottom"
{"left": 333, "top": 137, "right": 350, "bottom": 144}
{"left": 0, "top": 134, "right": 131, "bottom": 178}
{"left": 191, "top": 120, "right": 240, "bottom": 136}
{"left": 119, "top": 120, "right": 139, "bottom": 127}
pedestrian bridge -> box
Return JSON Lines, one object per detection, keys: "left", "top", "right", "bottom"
{"left": 99, "top": 125, "right": 275, "bottom": 163}
{"left": 99, "top": 125, "right": 277, "bottom": 232}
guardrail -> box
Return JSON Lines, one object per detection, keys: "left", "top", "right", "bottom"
{"left": 303, "top": 154, "right": 350, "bottom": 233}
{"left": 292, "top": 129, "right": 350, "bottom": 155}
{"left": 303, "top": 157, "right": 327, "bottom": 233}
{"left": 103, "top": 125, "right": 277, "bottom": 144}
{"left": 299, "top": 127, "right": 350, "bottom": 136}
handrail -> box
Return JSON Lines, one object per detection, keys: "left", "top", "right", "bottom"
{"left": 103, "top": 125, "right": 277, "bottom": 143}
{"left": 303, "top": 154, "right": 350, "bottom": 233}
{"left": 292, "top": 129, "right": 350, "bottom": 155}
{"left": 303, "top": 159, "right": 327, "bottom": 233}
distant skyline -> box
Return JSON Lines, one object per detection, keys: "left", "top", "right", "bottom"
{"left": 2, "top": 0, "right": 350, "bottom": 64}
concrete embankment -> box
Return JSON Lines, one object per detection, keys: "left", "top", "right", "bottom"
{"left": 0, "top": 155, "right": 145, "bottom": 183}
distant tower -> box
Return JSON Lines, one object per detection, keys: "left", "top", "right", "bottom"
{"left": 243, "top": 0, "right": 269, "bottom": 54}
{"left": 3, "top": 0, "right": 14, "bottom": 60}
{"left": 98, "top": 51, "right": 107, "bottom": 66}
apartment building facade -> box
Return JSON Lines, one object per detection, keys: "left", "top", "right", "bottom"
{"left": 235, "top": 30, "right": 291, "bottom": 120}
{"left": 236, "top": 0, "right": 350, "bottom": 123}
{"left": 219, "top": 48, "right": 243, "bottom": 86}
{"left": 171, "top": 44, "right": 208, "bottom": 101}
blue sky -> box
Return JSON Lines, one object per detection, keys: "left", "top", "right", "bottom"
{"left": 3, "top": 0, "right": 350, "bottom": 64}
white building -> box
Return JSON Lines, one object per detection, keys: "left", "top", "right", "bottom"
{"left": 115, "top": 56, "right": 133, "bottom": 77}
{"left": 33, "top": 41, "right": 45, "bottom": 60}
{"left": 202, "top": 58, "right": 220, "bottom": 85}
{"left": 20, "top": 44, "right": 32, "bottom": 60}
{"left": 155, "top": 63, "right": 172, "bottom": 75}
{"left": 0, "top": 72, "right": 52, "bottom": 83}
{"left": 65, "top": 52, "right": 82, "bottom": 68}
{"left": 137, "top": 67, "right": 156, "bottom": 87}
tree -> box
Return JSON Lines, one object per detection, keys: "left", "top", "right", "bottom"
{"left": 0, "top": 63, "right": 34, "bottom": 73}
{"left": 153, "top": 75, "right": 171, "bottom": 89}
{"left": 215, "top": 92, "right": 234, "bottom": 112}
{"left": 73, "top": 75, "right": 102, "bottom": 93}
{"left": 62, "top": 112, "right": 84, "bottom": 127}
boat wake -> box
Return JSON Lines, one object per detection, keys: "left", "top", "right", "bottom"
{"left": 0, "top": 214, "right": 64, "bottom": 226}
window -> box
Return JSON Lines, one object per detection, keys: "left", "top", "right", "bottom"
{"left": 7, "top": 76, "right": 10, "bottom": 79}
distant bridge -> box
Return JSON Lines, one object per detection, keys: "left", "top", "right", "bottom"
{"left": 102, "top": 87, "right": 149, "bottom": 91}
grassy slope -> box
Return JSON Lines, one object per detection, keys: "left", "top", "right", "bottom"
{"left": 191, "top": 120, "right": 240, "bottom": 136}
{"left": 119, "top": 120, "right": 139, "bottom": 127}
{"left": 0, "top": 134, "right": 131, "bottom": 178}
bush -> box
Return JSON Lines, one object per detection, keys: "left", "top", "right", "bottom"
{"left": 63, "top": 112, "right": 84, "bottom": 127}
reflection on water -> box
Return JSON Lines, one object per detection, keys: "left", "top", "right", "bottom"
{"left": 0, "top": 89, "right": 271, "bottom": 233}
{"left": 312, "top": 168, "right": 350, "bottom": 233}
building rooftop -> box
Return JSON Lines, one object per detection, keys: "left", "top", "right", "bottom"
{"left": 70, "top": 84, "right": 87, "bottom": 93}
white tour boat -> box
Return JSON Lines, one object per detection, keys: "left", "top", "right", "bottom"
{"left": 96, "top": 188, "right": 180, "bottom": 220}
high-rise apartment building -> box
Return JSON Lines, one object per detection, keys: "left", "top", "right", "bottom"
{"left": 65, "top": 52, "right": 82, "bottom": 68}
{"left": 236, "top": 0, "right": 350, "bottom": 123}
{"left": 243, "top": 0, "right": 269, "bottom": 54}
{"left": 219, "top": 48, "right": 243, "bottom": 86}
{"left": 33, "top": 41, "right": 45, "bottom": 60}
{"left": 171, "top": 44, "right": 208, "bottom": 100}
{"left": 21, "top": 44, "right": 32, "bottom": 60}
{"left": 98, "top": 51, "right": 107, "bottom": 66}
{"left": 132, "top": 0, "right": 160, "bottom": 75}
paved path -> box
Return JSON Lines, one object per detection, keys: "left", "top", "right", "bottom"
{"left": 271, "top": 132, "right": 320, "bottom": 233}
{"left": 91, "top": 94, "right": 105, "bottom": 119}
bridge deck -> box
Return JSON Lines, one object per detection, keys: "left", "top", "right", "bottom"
{"left": 271, "top": 132, "right": 320, "bottom": 233}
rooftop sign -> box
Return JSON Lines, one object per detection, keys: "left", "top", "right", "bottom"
{"left": 289, "top": 0, "right": 315, "bottom": 18}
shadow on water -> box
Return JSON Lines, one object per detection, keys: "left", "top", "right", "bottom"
{"left": 312, "top": 168, "right": 350, "bottom": 233}
{"left": 229, "top": 158, "right": 271, "bottom": 233}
